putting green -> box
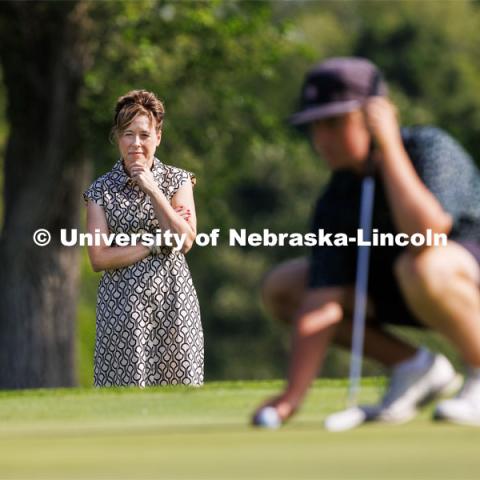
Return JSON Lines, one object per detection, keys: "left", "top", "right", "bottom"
{"left": 0, "top": 379, "right": 478, "bottom": 479}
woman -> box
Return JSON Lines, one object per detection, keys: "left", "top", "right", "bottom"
{"left": 83, "top": 90, "right": 203, "bottom": 387}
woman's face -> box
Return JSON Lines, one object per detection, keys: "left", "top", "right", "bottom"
{"left": 118, "top": 114, "right": 161, "bottom": 173}
{"left": 310, "top": 110, "right": 371, "bottom": 171}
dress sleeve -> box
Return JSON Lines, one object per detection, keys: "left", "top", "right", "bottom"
{"left": 171, "top": 169, "right": 196, "bottom": 197}
{"left": 83, "top": 178, "right": 104, "bottom": 206}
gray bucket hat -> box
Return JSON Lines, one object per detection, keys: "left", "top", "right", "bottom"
{"left": 289, "top": 57, "right": 387, "bottom": 126}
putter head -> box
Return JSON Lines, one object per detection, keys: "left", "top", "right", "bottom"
{"left": 324, "top": 406, "right": 367, "bottom": 432}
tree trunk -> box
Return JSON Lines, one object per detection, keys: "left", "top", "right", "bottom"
{"left": 0, "top": 1, "right": 92, "bottom": 388}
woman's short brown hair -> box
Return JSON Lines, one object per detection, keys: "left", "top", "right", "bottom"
{"left": 111, "top": 90, "right": 165, "bottom": 140}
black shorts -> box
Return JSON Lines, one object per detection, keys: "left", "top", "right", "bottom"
{"left": 312, "top": 240, "right": 480, "bottom": 328}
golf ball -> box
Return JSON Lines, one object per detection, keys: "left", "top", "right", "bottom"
{"left": 252, "top": 406, "right": 282, "bottom": 429}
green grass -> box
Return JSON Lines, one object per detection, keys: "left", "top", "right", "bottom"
{"left": 0, "top": 379, "right": 479, "bottom": 479}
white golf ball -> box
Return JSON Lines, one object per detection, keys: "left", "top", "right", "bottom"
{"left": 252, "top": 406, "right": 282, "bottom": 429}
{"left": 324, "top": 406, "right": 367, "bottom": 432}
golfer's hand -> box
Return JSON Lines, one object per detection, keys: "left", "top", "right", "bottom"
{"left": 253, "top": 394, "right": 296, "bottom": 422}
{"left": 130, "top": 163, "right": 158, "bottom": 195}
{"left": 364, "top": 97, "right": 403, "bottom": 154}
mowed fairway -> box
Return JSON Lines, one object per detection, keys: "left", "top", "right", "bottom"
{"left": 0, "top": 379, "right": 479, "bottom": 480}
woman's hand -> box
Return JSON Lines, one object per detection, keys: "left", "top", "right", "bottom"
{"left": 174, "top": 205, "right": 191, "bottom": 223}
{"left": 363, "top": 97, "right": 403, "bottom": 155}
{"left": 86, "top": 201, "right": 151, "bottom": 272}
{"left": 129, "top": 162, "right": 158, "bottom": 195}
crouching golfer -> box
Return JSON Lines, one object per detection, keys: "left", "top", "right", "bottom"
{"left": 253, "top": 57, "right": 480, "bottom": 426}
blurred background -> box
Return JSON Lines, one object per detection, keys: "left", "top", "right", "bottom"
{"left": 1, "top": 0, "right": 480, "bottom": 388}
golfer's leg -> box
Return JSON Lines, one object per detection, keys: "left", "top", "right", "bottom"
{"left": 395, "top": 242, "right": 480, "bottom": 366}
{"left": 262, "top": 260, "right": 416, "bottom": 367}
{"left": 334, "top": 317, "right": 417, "bottom": 367}
{"left": 283, "top": 290, "right": 420, "bottom": 409}
{"left": 261, "top": 257, "right": 308, "bottom": 324}
{"left": 272, "top": 287, "right": 345, "bottom": 419}
{"left": 310, "top": 286, "right": 416, "bottom": 367}
{"left": 259, "top": 287, "right": 417, "bottom": 420}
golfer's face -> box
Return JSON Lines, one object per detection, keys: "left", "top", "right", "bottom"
{"left": 118, "top": 114, "right": 161, "bottom": 173}
{"left": 310, "top": 111, "right": 370, "bottom": 171}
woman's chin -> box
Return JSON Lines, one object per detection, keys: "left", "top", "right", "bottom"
{"left": 124, "top": 157, "right": 145, "bottom": 169}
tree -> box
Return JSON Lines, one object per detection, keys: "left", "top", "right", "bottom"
{"left": 0, "top": 0, "right": 316, "bottom": 387}
{"left": 0, "top": 1, "right": 95, "bottom": 387}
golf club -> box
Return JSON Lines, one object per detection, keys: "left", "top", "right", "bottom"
{"left": 324, "top": 72, "right": 382, "bottom": 432}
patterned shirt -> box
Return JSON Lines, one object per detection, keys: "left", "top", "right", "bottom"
{"left": 309, "top": 126, "right": 480, "bottom": 289}
{"left": 83, "top": 157, "right": 195, "bottom": 236}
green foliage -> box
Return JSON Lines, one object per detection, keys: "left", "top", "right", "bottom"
{"left": 16, "top": 0, "right": 479, "bottom": 383}
{"left": 78, "top": 1, "right": 327, "bottom": 383}
{"left": 351, "top": 0, "right": 480, "bottom": 154}
{"left": 76, "top": 246, "right": 100, "bottom": 387}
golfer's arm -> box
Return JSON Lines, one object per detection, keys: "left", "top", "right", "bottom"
{"left": 285, "top": 291, "right": 343, "bottom": 404}
{"left": 147, "top": 183, "right": 197, "bottom": 254}
{"left": 86, "top": 201, "right": 150, "bottom": 272}
{"left": 379, "top": 145, "right": 452, "bottom": 242}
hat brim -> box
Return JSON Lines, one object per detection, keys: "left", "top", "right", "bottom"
{"left": 289, "top": 100, "right": 362, "bottom": 126}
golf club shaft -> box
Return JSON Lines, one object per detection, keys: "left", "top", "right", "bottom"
{"left": 347, "top": 71, "right": 381, "bottom": 407}
{"left": 347, "top": 176, "right": 375, "bottom": 406}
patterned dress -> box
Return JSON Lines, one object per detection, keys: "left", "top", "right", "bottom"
{"left": 83, "top": 157, "right": 204, "bottom": 387}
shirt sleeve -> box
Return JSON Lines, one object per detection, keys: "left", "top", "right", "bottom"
{"left": 83, "top": 178, "right": 105, "bottom": 206}
{"left": 405, "top": 126, "right": 480, "bottom": 237}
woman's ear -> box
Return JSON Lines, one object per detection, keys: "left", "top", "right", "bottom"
{"left": 156, "top": 129, "right": 162, "bottom": 146}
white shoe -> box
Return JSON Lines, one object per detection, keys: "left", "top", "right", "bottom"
{"left": 362, "top": 348, "right": 462, "bottom": 424}
{"left": 434, "top": 369, "right": 480, "bottom": 426}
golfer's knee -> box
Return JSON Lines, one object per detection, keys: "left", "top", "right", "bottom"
{"left": 261, "top": 269, "right": 285, "bottom": 316}
{"left": 394, "top": 247, "right": 449, "bottom": 298}
{"left": 294, "top": 286, "right": 355, "bottom": 334}
{"left": 295, "top": 301, "right": 344, "bottom": 337}
{"left": 296, "top": 294, "right": 344, "bottom": 337}
{"left": 261, "top": 260, "right": 307, "bottom": 324}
